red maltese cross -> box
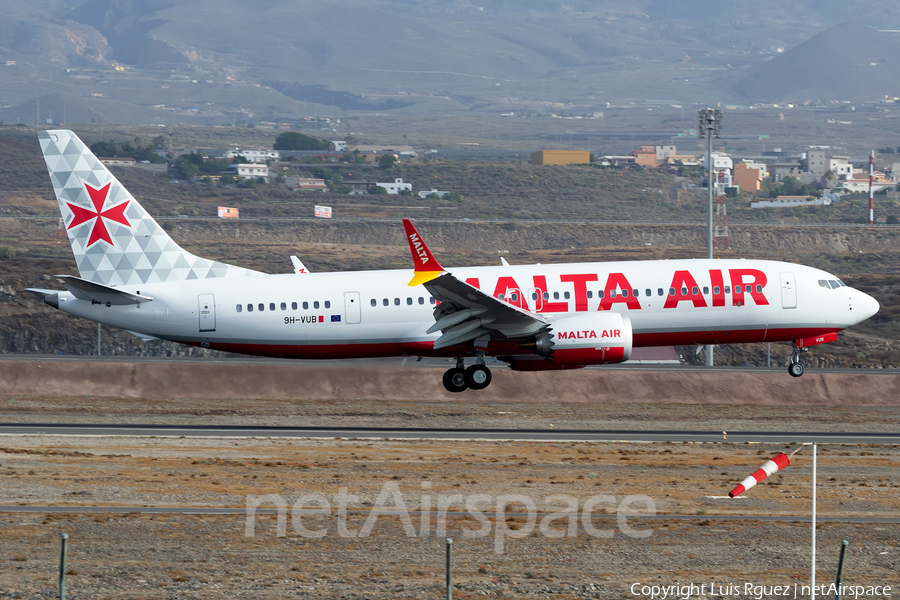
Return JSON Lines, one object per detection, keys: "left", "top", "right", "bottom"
{"left": 66, "top": 182, "right": 131, "bottom": 247}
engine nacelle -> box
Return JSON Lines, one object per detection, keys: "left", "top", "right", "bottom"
{"left": 533, "top": 312, "right": 633, "bottom": 365}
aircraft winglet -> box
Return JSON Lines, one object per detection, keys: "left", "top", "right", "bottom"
{"left": 402, "top": 218, "right": 444, "bottom": 286}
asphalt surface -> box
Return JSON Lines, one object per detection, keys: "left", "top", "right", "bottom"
{"left": 0, "top": 353, "right": 897, "bottom": 375}
{"left": 0, "top": 423, "right": 897, "bottom": 444}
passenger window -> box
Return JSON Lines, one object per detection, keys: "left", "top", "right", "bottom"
{"left": 430, "top": 297, "right": 436, "bottom": 304}
{"left": 755, "top": 284, "right": 762, "bottom": 293}
{"left": 236, "top": 304, "right": 242, "bottom": 313}
{"left": 291, "top": 302, "right": 297, "bottom": 310}
{"left": 681, "top": 287, "right": 688, "bottom": 296}
{"left": 745, "top": 285, "right": 751, "bottom": 293}
{"left": 610, "top": 290, "right": 617, "bottom": 298}
{"left": 418, "top": 297, "right": 424, "bottom": 305}
{"left": 394, "top": 298, "right": 400, "bottom": 306}
{"left": 713, "top": 286, "right": 720, "bottom": 294}
{"left": 703, "top": 286, "right": 709, "bottom": 295}
{"left": 691, "top": 287, "right": 698, "bottom": 295}
{"left": 724, "top": 286, "right": 730, "bottom": 294}
{"left": 407, "top": 297, "right": 413, "bottom": 305}
{"left": 258, "top": 303, "right": 265, "bottom": 312}
{"left": 314, "top": 301, "right": 320, "bottom": 309}
{"left": 383, "top": 298, "right": 389, "bottom": 306}
{"left": 511, "top": 293, "right": 518, "bottom": 302}
{"left": 371, "top": 299, "right": 377, "bottom": 307}
{"left": 553, "top": 292, "right": 560, "bottom": 300}
{"left": 325, "top": 301, "right": 331, "bottom": 308}
{"left": 563, "top": 291, "right": 570, "bottom": 300}
{"left": 669, "top": 288, "right": 675, "bottom": 296}
{"left": 622, "top": 289, "right": 629, "bottom": 297}
{"left": 658, "top": 288, "right": 664, "bottom": 296}
{"left": 598, "top": 290, "right": 604, "bottom": 298}
{"left": 543, "top": 292, "right": 549, "bottom": 300}
{"left": 587, "top": 291, "right": 593, "bottom": 299}
{"left": 247, "top": 304, "right": 253, "bottom": 312}
{"left": 734, "top": 285, "right": 740, "bottom": 294}
{"left": 532, "top": 292, "right": 538, "bottom": 301}
{"left": 633, "top": 289, "right": 639, "bottom": 297}
{"left": 280, "top": 302, "right": 286, "bottom": 311}
{"left": 303, "top": 301, "right": 309, "bottom": 309}
{"left": 645, "top": 289, "right": 651, "bottom": 297}
{"left": 497, "top": 293, "right": 505, "bottom": 300}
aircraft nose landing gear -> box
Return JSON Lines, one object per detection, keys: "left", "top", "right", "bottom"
{"left": 442, "top": 357, "right": 492, "bottom": 392}
{"left": 788, "top": 343, "right": 809, "bottom": 378}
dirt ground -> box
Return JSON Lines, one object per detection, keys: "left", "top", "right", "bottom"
{"left": 1, "top": 361, "right": 899, "bottom": 598}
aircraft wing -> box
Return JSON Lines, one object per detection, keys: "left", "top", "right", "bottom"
{"left": 423, "top": 272, "right": 547, "bottom": 349}
{"left": 401, "top": 218, "right": 546, "bottom": 350}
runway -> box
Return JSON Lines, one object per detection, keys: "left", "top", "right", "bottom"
{"left": 1, "top": 422, "right": 897, "bottom": 444}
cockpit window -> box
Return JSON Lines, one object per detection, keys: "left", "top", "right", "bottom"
{"left": 829, "top": 280, "right": 841, "bottom": 289}
{"left": 836, "top": 279, "right": 846, "bottom": 287}
{"left": 818, "top": 280, "right": 830, "bottom": 289}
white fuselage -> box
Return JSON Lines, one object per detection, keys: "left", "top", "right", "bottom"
{"left": 50, "top": 258, "right": 878, "bottom": 360}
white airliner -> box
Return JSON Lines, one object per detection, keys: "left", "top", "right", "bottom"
{"left": 29, "top": 130, "right": 879, "bottom": 391}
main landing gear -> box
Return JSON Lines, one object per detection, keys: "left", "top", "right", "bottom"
{"left": 442, "top": 357, "right": 492, "bottom": 393}
{"left": 788, "top": 342, "right": 809, "bottom": 378}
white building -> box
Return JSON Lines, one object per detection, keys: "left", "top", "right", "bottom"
{"left": 228, "top": 164, "right": 269, "bottom": 181}
{"left": 332, "top": 141, "right": 347, "bottom": 152}
{"left": 418, "top": 189, "right": 451, "bottom": 199}
{"left": 224, "top": 149, "right": 280, "bottom": 163}
{"left": 295, "top": 178, "right": 327, "bottom": 192}
{"left": 828, "top": 157, "right": 853, "bottom": 178}
{"left": 376, "top": 178, "right": 413, "bottom": 194}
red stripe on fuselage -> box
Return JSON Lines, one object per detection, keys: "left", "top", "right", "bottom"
{"left": 178, "top": 327, "right": 840, "bottom": 361}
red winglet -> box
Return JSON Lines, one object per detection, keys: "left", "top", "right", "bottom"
{"left": 402, "top": 218, "right": 444, "bottom": 286}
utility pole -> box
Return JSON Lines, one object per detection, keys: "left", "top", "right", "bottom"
{"left": 699, "top": 108, "right": 722, "bottom": 367}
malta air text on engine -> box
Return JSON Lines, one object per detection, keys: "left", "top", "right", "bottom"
{"left": 463, "top": 268, "right": 770, "bottom": 312}
{"left": 556, "top": 329, "right": 622, "bottom": 340}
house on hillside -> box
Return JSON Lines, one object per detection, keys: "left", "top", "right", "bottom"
{"left": 733, "top": 161, "right": 767, "bottom": 194}
{"left": 227, "top": 164, "right": 268, "bottom": 182}
{"left": 224, "top": 149, "right": 280, "bottom": 163}
{"left": 376, "top": 178, "right": 413, "bottom": 194}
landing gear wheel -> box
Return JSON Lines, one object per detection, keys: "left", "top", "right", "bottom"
{"left": 442, "top": 367, "right": 468, "bottom": 393}
{"left": 788, "top": 362, "right": 804, "bottom": 378}
{"left": 464, "top": 364, "right": 492, "bottom": 390}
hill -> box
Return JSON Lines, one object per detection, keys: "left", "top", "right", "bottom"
{"left": 733, "top": 22, "right": 900, "bottom": 103}
{"left": 6, "top": 1, "right": 900, "bottom": 126}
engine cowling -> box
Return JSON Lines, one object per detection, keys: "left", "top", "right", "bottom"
{"left": 533, "top": 312, "right": 633, "bottom": 365}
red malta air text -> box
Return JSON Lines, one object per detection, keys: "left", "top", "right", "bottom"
{"left": 557, "top": 329, "right": 622, "bottom": 340}
{"left": 463, "top": 269, "right": 769, "bottom": 312}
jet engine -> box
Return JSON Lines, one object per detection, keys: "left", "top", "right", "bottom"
{"left": 532, "top": 312, "right": 633, "bottom": 365}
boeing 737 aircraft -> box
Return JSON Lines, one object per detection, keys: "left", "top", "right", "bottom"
{"left": 29, "top": 130, "right": 879, "bottom": 391}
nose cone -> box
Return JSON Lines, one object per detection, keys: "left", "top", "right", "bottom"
{"left": 855, "top": 289, "right": 880, "bottom": 323}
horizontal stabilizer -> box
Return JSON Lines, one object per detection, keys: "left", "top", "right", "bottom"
{"left": 55, "top": 275, "right": 153, "bottom": 305}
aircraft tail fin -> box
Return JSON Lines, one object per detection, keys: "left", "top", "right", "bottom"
{"left": 38, "top": 129, "right": 260, "bottom": 286}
